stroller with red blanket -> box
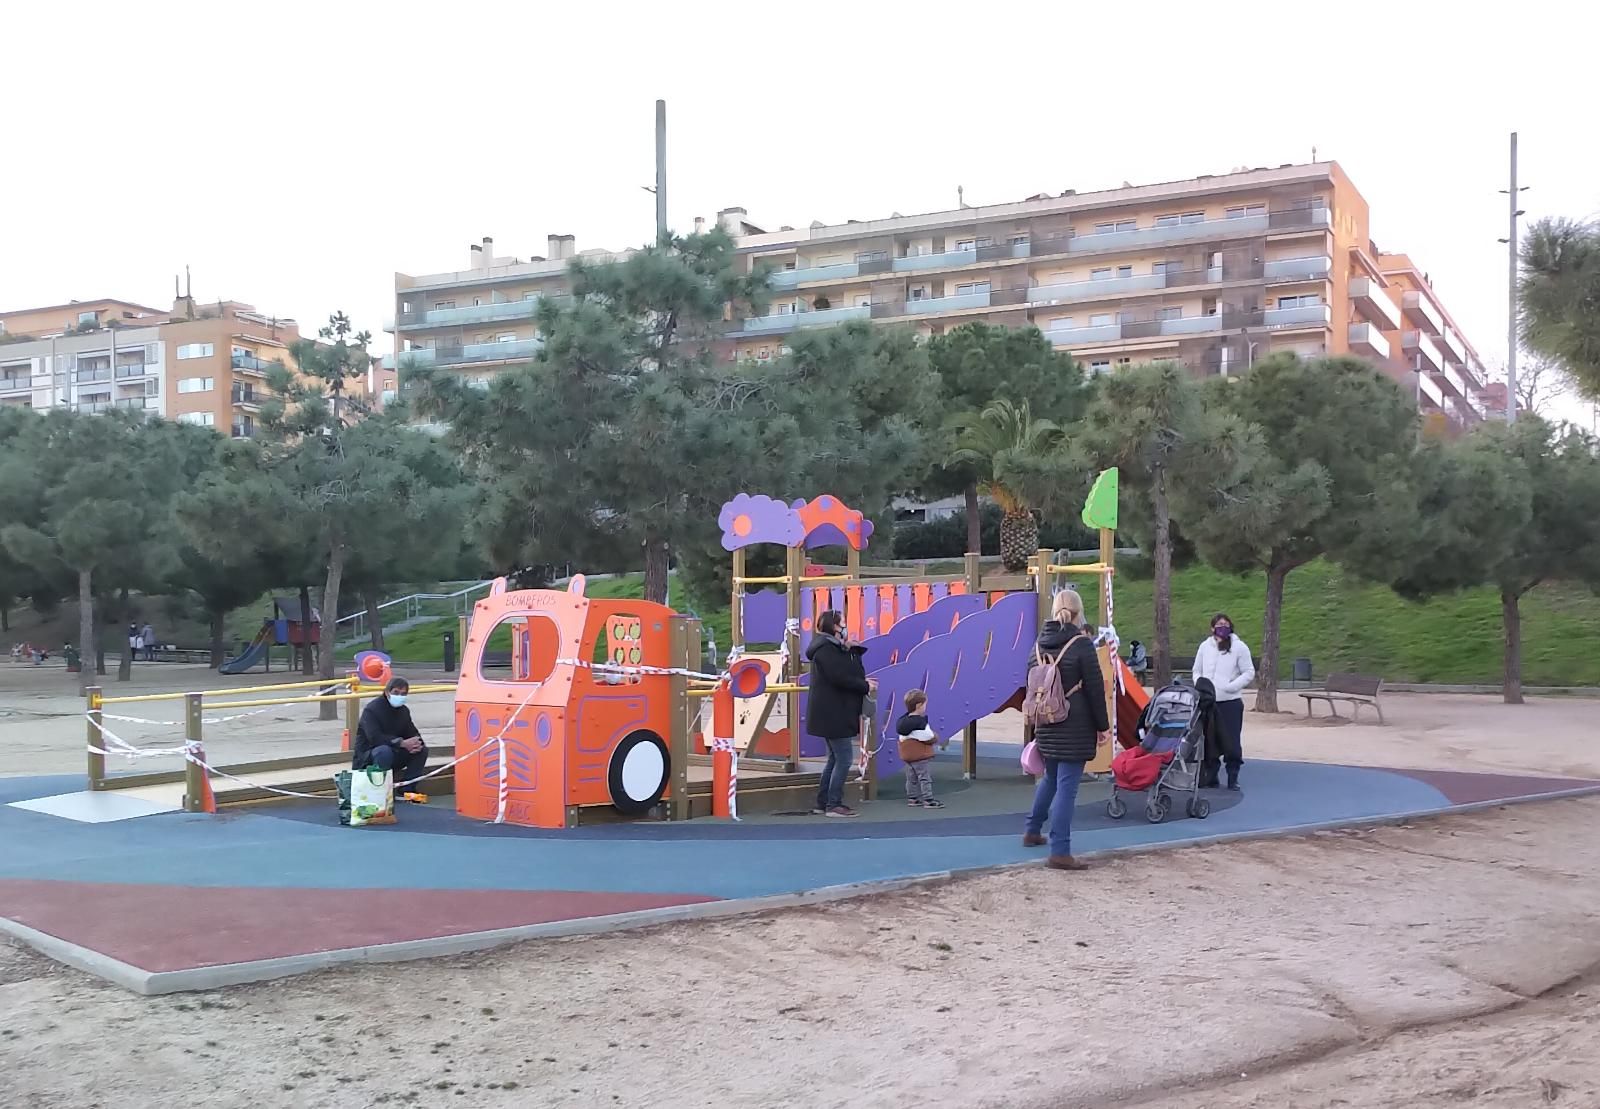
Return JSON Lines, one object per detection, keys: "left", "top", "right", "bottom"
{"left": 1107, "top": 679, "right": 1211, "bottom": 824}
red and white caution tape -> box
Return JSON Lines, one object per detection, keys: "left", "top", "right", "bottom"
{"left": 709, "top": 735, "right": 740, "bottom": 821}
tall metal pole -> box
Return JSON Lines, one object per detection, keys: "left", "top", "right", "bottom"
{"left": 1506, "top": 131, "right": 1519, "bottom": 424}
{"left": 654, "top": 99, "right": 668, "bottom": 243}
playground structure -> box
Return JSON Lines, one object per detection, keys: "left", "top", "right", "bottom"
{"left": 83, "top": 473, "right": 1148, "bottom": 829}
{"left": 219, "top": 597, "right": 321, "bottom": 675}
{"left": 444, "top": 476, "right": 1148, "bottom": 829}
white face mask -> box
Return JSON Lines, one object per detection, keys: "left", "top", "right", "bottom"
{"left": 387, "top": 693, "right": 408, "bottom": 708}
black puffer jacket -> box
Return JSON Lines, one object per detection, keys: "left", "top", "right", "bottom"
{"left": 352, "top": 695, "right": 420, "bottom": 770}
{"left": 805, "top": 635, "right": 870, "bottom": 740}
{"left": 1030, "top": 620, "right": 1110, "bottom": 763}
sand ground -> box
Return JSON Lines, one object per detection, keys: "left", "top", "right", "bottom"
{"left": 3, "top": 663, "right": 1599, "bottom": 1107}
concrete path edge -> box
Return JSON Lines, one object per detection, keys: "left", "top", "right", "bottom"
{"left": 4, "top": 783, "right": 1597, "bottom": 996}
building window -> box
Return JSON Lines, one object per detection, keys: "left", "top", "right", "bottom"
{"left": 757, "top": 348, "right": 771, "bottom": 361}
{"left": 77, "top": 310, "right": 99, "bottom": 325}
{"left": 775, "top": 303, "right": 792, "bottom": 315}
{"left": 953, "top": 281, "right": 990, "bottom": 296}
{"left": 1011, "top": 235, "right": 1030, "bottom": 246}
{"left": 523, "top": 292, "right": 538, "bottom": 301}
{"left": 472, "top": 297, "right": 484, "bottom": 307}
{"left": 910, "top": 287, "right": 927, "bottom": 301}
{"left": 1089, "top": 360, "right": 1112, "bottom": 375}
{"left": 855, "top": 250, "right": 888, "bottom": 264}
{"left": 144, "top": 379, "right": 160, "bottom": 397}
{"left": 1090, "top": 268, "right": 1113, "bottom": 281}
{"left": 1155, "top": 215, "right": 1180, "bottom": 228}
{"left": 1153, "top": 260, "right": 1182, "bottom": 276}
{"left": 1117, "top": 265, "right": 1133, "bottom": 279}
{"left": 433, "top": 300, "right": 456, "bottom": 310}
{"left": 1157, "top": 306, "right": 1183, "bottom": 320}
{"left": 1093, "top": 219, "right": 1138, "bottom": 235}
{"left": 854, "top": 295, "right": 872, "bottom": 308}
{"left": 176, "top": 343, "right": 214, "bottom": 360}
{"left": 1181, "top": 211, "right": 1205, "bottom": 224}
{"left": 1089, "top": 313, "right": 1115, "bottom": 327}
{"left": 177, "top": 377, "right": 214, "bottom": 393}
{"left": 1117, "top": 357, "right": 1132, "bottom": 367}
{"left": 178, "top": 411, "right": 215, "bottom": 426}
{"left": 496, "top": 332, "right": 517, "bottom": 342}
{"left": 1225, "top": 204, "right": 1267, "bottom": 220}
{"left": 1277, "top": 295, "right": 1322, "bottom": 309}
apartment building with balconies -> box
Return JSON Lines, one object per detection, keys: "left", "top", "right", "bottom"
{"left": 0, "top": 325, "right": 167, "bottom": 417}
{"left": 0, "top": 294, "right": 300, "bottom": 437}
{"left": 387, "top": 161, "right": 1488, "bottom": 427}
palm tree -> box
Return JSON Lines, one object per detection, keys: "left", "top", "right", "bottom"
{"left": 1520, "top": 217, "right": 1600, "bottom": 399}
{"left": 948, "top": 399, "right": 1064, "bottom": 570}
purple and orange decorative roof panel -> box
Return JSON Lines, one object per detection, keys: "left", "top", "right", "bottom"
{"left": 718, "top": 493, "right": 874, "bottom": 552}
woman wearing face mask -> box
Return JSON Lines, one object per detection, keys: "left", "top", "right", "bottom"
{"left": 1192, "top": 613, "right": 1254, "bottom": 790}
{"left": 353, "top": 676, "right": 429, "bottom": 788}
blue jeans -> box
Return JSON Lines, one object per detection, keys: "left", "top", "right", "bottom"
{"left": 817, "top": 736, "right": 854, "bottom": 810}
{"left": 1026, "top": 758, "right": 1085, "bottom": 857}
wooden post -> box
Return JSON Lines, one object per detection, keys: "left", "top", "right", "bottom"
{"left": 963, "top": 552, "right": 981, "bottom": 780}
{"left": 711, "top": 681, "right": 733, "bottom": 819}
{"left": 182, "top": 692, "right": 204, "bottom": 813}
{"left": 1033, "top": 547, "right": 1053, "bottom": 635}
{"left": 667, "top": 616, "right": 696, "bottom": 821}
{"left": 343, "top": 686, "right": 359, "bottom": 753}
{"left": 784, "top": 543, "right": 804, "bottom": 772}
{"left": 846, "top": 545, "right": 860, "bottom": 585}
{"left": 730, "top": 548, "right": 745, "bottom": 655}
{"left": 1089, "top": 526, "right": 1118, "bottom": 775}
{"left": 85, "top": 686, "right": 104, "bottom": 790}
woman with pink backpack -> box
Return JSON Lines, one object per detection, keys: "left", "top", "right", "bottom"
{"left": 1021, "top": 589, "right": 1110, "bottom": 871}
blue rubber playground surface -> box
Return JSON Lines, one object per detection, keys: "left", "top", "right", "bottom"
{"left": 1, "top": 750, "right": 1595, "bottom": 994}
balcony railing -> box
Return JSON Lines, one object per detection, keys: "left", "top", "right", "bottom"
{"left": 232, "top": 423, "right": 256, "bottom": 439}
{"left": 75, "top": 367, "right": 111, "bottom": 383}
{"left": 767, "top": 262, "right": 861, "bottom": 289}
{"left": 1413, "top": 365, "right": 1445, "bottom": 407}
{"left": 114, "top": 363, "right": 153, "bottom": 379}
{"left": 1439, "top": 328, "right": 1467, "bottom": 365}
{"left": 903, "top": 289, "right": 992, "bottom": 315}
{"left": 1349, "top": 277, "right": 1403, "bottom": 330}
{"left": 0, "top": 375, "right": 30, "bottom": 392}
{"left": 740, "top": 305, "right": 871, "bottom": 335}
{"left": 1029, "top": 266, "right": 1223, "bottom": 306}
{"left": 1348, "top": 322, "right": 1390, "bottom": 361}
{"left": 1402, "top": 290, "right": 1444, "bottom": 335}
{"left": 1402, "top": 330, "right": 1443, "bottom": 373}
{"left": 231, "top": 387, "right": 260, "bottom": 406}
{"left": 77, "top": 399, "right": 114, "bottom": 414}
{"left": 114, "top": 396, "right": 153, "bottom": 410}
{"left": 1263, "top": 255, "right": 1332, "bottom": 282}
{"left": 386, "top": 337, "right": 544, "bottom": 369}
{"left": 1044, "top": 323, "right": 1124, "bottom": 346}
{"left": 231, "top": 352, "right": 284, "bottom": 374}
{"left": 395, "top": 299, "right": 540, "bottom": 329}
{"left": 1261, "top": 303, "right": 1332, "bottom": 329}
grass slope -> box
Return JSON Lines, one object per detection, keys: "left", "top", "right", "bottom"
{"left": 345, "top": 562, "right": 1600, "bottom": 688}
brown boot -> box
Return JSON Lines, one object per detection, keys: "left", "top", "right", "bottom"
{"left": 1046, "top": 855, "right": 1089, "bottom": 871}
{"left": 1022, "top": 833, "right": 1047, "bottom": 847}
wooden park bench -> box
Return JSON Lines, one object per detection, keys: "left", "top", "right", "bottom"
{"left": 1299, "top": 672, "right": 1384, "bottom": 723}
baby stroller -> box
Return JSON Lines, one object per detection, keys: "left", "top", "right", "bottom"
{"left": 1106, "top": 679, "right": 1210, "bottom": 824}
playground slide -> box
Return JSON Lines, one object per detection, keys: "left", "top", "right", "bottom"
{"left": 219, "top": 630, "right": 270, "bottom": 675}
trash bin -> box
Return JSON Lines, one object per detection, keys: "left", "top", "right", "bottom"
{"left": 1291, "top": 657, "right": 1313, "bottom": 687}
{"left": 442, "top": 631, "right": 457, "bottom": 674}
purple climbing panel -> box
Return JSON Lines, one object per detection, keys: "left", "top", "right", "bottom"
{"left": 796, "top": 592, "right": 1037, "bottom": 767}
{"left": 862, "top": 593, "right": 984, "bottom": 667}
{"left": 866, "top": 591, "right": 1038, "bottom": 776}
{"left": 741, "top": 589, "right": 787, "bottom": 644}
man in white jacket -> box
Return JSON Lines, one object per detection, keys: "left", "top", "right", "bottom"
{"left": 1192, "top": 613, "right": 1254, "bottom": 790}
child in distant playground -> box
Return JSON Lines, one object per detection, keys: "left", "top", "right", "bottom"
{"left": 896, "top": 689, "right": 944, "bottom": 808}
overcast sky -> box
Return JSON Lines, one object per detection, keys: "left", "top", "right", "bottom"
{"left": 5, "top": 1, "right": 1597, "bottom": 417}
